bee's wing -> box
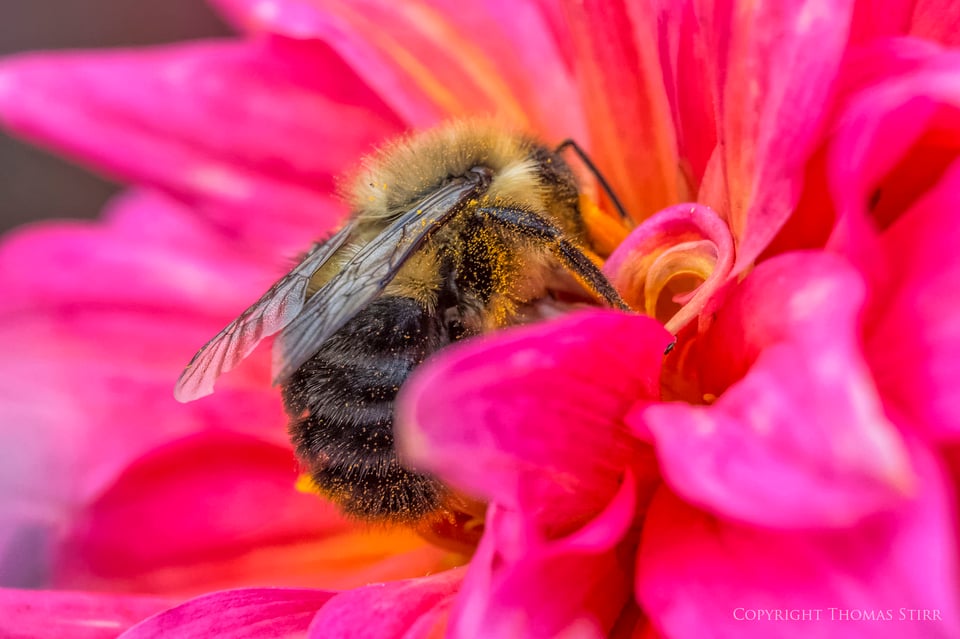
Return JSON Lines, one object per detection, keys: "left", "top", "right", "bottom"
{"left": 174, "top": 222, "right": 355, "bottom": 402}
{"left": 272, "top": 176, "right": 485, "bottom": 383}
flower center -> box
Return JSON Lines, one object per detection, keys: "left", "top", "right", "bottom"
{"left": 604, "top": 203, "right": 735, "bottom": 333}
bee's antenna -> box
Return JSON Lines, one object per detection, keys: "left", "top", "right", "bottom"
{"left": 554, "top": 139, "right": 631, "bottom": 223}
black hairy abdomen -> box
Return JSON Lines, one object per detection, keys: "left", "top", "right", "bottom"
{"left": 282, "top": 295, "right": 453, "bottom": 522}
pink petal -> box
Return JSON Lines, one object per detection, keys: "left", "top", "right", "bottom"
{"left": 696, "top": 0, "right": 857, "bottom": 271}
{"left": 848, "top": 0, "right": 915, "bottom": 43}
{"left": 0, "top": 589, "right": 172, "bottom": 639}
{"left": 0, "top": 193, "right": 276, "bottom": 315}
{"left": 212, "top": 0, "right": 449, "bottom": 126}
{"left": 560, "top": 0, "right": 679, "bottom": 220}
{"left": 756, "top": 146, "right": 837, "bottom": 260}
{"left": 765, "top": 39, "right": 954, "bottom": 260}
{"left": 609, "top": 603, "right": 655, "bottom": 639}
{"left": 449, "top": 475, "right": 638, "bottom": 639}
{"left": 397, "top": 311, "right": 672, "bottom": 537}
{"left": 0, "top": 191, "right": 289, "bottom": 476}
{"left": 838, "top": 37, "right": 947, "bottom": 98}
{"left": 399, "top": 596, "right": 454, "bottom": 639}
{"left": 867, "top": 160, "right": 960, "bottom": 440}
{"left": 0, "top": 38, "right": 402, "bottom": 251}
{"left": 827, "top": 46, "right": 960, "bottom": 268}
{"left": 603, "top": 203, "right": 734, "bottom": 333}
{"left": 635, "top": 252, "right": 913, "bottom": 528}
{"left": 51, "top": 429, "right": 451, "bottom": 596}
{"left": 0, "top": 193, "right": 288, "bottom": 585}
{"left": 55, "top": 431, "right": 346, "bottom": 595}
{"left": 637, "top": 446, "right": 960, "bottom": 639}
{"left": 656, "top": 0, "right": 717, "bottom": 190}
{"left": 911, "top": 0, "right": 960, "bottom": 45}
{"left": 119, "top": 588, "right": 334, "bottom": 639}
{"left": 0, "top": 309, "right": 282, "bottom": 586}
{"left": 306, "top": 569, "right": 462, "bottom": 639}
{"left": 214, "top": 0, "right": 579, "bottom": 137}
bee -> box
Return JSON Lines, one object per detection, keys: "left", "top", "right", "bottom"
{"left": 175, "top": 121, "right": 630, "bottom": 525}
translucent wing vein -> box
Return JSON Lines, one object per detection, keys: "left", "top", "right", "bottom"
{"left": 272, "top": 175, "right": 486, "bottom": 383}
{"left": 174, "top": 223, "right": 355, "bottom": 402}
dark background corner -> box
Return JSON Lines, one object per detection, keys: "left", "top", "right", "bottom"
{"left": 0, "top": 0, "right": 232, "bottom": 233}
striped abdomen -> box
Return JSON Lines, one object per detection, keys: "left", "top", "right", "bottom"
{"left": 281, "top": 295, "right": 455, "bottom": 522}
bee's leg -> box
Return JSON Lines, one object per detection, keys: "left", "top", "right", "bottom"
{"left": 554, "top": 139, "right": 631, "bottom": 223}
{"left": 476, "top": 207, "right": 630, "bottom": 311}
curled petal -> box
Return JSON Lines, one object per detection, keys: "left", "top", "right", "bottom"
{"left": 307, "top": 569, "right": 463, "bottom": 639}
{"left": 638, "top": 448, "right": 960, "bottom": 639}
{"left": 0, "top": 39, "right": 400, "bottom": 250}
{"left": 604, "top": 203, "right": 734, "bottom": 333}
{"left": 0, "top": 589, "right": 172, "bottom": 639}
{"left": 635, "top": 252, "right": 913, "bottom": 528}
{"left": 398, "top": 311, "right": 671, "bottom": 538}
{"left": 119, "top": 588, "right": 334, "bottom": 639}
{"left": 696, "top": 0, "right": 857, "bottom": 270}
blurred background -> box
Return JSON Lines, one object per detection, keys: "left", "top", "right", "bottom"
{"left": 0, "top": 0, "right": 231, "bottom": 233}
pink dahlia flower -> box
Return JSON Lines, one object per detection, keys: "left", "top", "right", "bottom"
{"left": 1, "top": 0, "right": 959, "bottom": 637}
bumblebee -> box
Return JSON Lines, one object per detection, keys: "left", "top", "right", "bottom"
{"left": 175, "top": 121, "right": 629, "bottom": 524}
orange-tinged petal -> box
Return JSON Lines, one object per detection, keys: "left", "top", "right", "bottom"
{"left": 561, "top": 0, "right": 680, "bottom": 221}
{"left": 580, "top": 195, "right": 630, "bottom": 257}
{"left": 214, "top": 0, "right": 562, "bottom": 131}
{"left": 388, "top": 0, "right": 586, "bottom": 140}
{"left": 452, "top": 0, "right": 587, "bottom": 141}
{"left": 55, "top": 432, "right": 458, "bottom": 597}
{"left": 213, "top": 0, "right": 444, "bottom": 125}
{"left": 314, "top": 0, "right": 527, "bottom": 122}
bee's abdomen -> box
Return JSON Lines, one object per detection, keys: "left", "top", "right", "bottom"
{"left": 282, "top": 295, "right": 451, "bottom": 522}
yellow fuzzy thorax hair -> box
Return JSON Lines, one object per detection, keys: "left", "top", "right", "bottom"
{"left": 343, "top": 120, "right": 549, "bottom": 221}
